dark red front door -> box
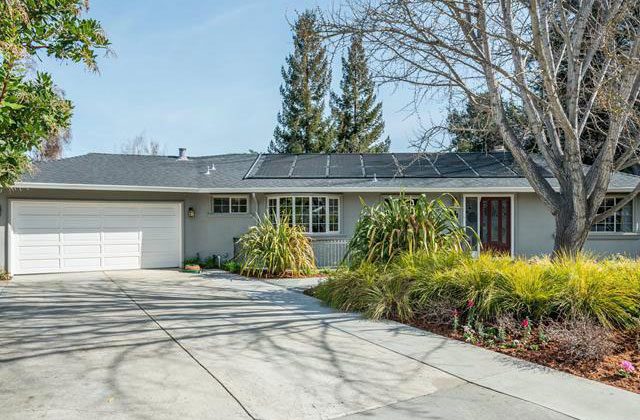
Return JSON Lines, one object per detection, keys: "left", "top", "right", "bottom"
{"left": 480, "top": 197, "right": 511, "bottom": 254}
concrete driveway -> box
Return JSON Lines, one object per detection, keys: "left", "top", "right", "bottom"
{"left": 0, "top": 270, "right": 637, "bottom": 420}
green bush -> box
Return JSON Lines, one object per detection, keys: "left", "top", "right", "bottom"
{"left": 314, "top": 250, "right": 640, "bottom": 330}
{"left": 183, "top": 255, "right": 202, "bottom": 267}
{"left": 222, "top": 260, "right": 242, "bottom": 273}
{"left": 202, "top": 255, "right": 220, "bottom": 269}
{"left": 237, "top": 215, "right": 316, "bottom": 277}
{"left": 346, "top": 194, "right": 472, "bottom": 265}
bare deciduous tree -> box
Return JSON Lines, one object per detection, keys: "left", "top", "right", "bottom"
{"left": 120, "top": 133, "right": 164, "bottom": 156}
{"left": 323, "top": 0, "right": 640, "bottom": 255}
{"left": 31, "top": 128, "right": 71, "bottom": 161}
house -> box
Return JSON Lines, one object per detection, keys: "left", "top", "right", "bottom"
{"left": 1, "top": 149, "right": 639, "bottom": 275}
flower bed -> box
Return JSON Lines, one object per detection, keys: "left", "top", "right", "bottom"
{"left": 308, "top": 250, "right": 640, "bottom": 393}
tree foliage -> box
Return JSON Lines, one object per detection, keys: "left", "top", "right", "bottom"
{"left": 324, "top": 0, "right": 640, "bottom": 256}
{"left": 447, "top": 93, "right": 528, "bottom": 153}
{"left": 270, "top": 11, "right": 332, "bottom": 154}
{"left": 0, "top": 0, "right": 109, "bottom": 186}
{"left": 331, "top": 35, "right": 389, "bottom": 153}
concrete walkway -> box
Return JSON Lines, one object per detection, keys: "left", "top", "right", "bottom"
{"left": 0, "top": 270, "right": 637, "bottom": 420}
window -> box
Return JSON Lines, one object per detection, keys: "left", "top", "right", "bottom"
{"left": 591, "top": 197, "right": 633, "bottom": 233}
{"left": 464, "top": 197, "right": 479, "bottom": 248}
{"left": 267, "top": 195, "right": 339, "bottom": 233}
{"left": 211, "top": 196, "right": 249, "bottom": 214}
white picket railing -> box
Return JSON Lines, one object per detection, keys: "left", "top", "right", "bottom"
{"left": 311, "top": 238, "right": 349, "bottom": 267}
{"left": 233, "top": 237, "right": 349, "bottom": 268}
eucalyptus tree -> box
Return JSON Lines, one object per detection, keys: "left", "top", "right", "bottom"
{"left": 324, "top": 0, "right": 640, "bottom": 255}
{"left": 0, "top": 0, "right": 110, "bottom": 186}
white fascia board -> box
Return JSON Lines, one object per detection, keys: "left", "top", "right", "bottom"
{"left": 11, "top": 181, "right": 637, "bottom": 194}
{"left": 12, "top": 182, "right": 201, "bottom": 193}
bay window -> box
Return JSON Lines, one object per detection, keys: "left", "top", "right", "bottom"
{"left": 267, "top": 195, "right": 340, "bottom": 234}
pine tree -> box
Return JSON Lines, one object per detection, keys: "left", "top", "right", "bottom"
{"left": 269, "top": 11, "right": 332, "bottom": 153}
{"left": 331, "top": 35, "right": 389, "bottom": 153}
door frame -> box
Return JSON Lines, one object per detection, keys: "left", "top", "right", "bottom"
{"left": 462, "top": 194, "right": 515, "bottom": 256}
{"left": 8, "top": 199, "right": 184, "bottom": 275}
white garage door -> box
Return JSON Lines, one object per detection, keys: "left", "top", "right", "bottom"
{"left": 10, "top": 201, "right": 182, "bottom": 274}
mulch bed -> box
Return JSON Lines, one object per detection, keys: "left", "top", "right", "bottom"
{"left": 403, "top": 317, "right": 640, "bottom": 394}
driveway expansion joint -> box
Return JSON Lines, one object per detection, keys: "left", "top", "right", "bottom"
{"left": 102, "top": 271, "right": 256, "bottom": 420}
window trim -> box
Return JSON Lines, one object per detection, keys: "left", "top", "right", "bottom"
{"left": 210, "top": 195, "right": 250, "bottom": 215}
{"left": 589, "top": 195, "right": 636, "bottom": 235}
{"left": 266, "top": 194, "right": 341, "bottom": 235}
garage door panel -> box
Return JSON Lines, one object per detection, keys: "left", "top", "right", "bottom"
{"left": 18, "top": 245, "right": 61, "bottom": 258}
{"left": 62, "top": 216, "right": 101, "bottom": 228}
{"left": 141, "top": 216, "right": 176, "bottom": 228}
{"left": 63, "top": 257, "right": 102, "bottom": 269}
{"left": 103, "top": 243, "right": 140, "bottom": 255}
{"left": 104, "top": 256, "right": 140, "bottom": 268}
{"left": 14, "top": 215, "right": 60, "bottom": 229}
{"left": 103, "top": 205, "right": 141, "bottom": 216}
{"left": 62, "top": 231, "right": 101, "bottom": 243}
{"left": 142, "top": 241, "right": 179, "bottom": 253}
{"left": 103, "top": 216, "right": 140, "bottom": 228}
{"left": 11, "top": 201, "right": 181, "bottom": 274}
{"left": 142, "top": 227, "right": 178, "bottom": 240}
{"left": 142, "top": 206, "right": 178, "bottom": 216}
{"left": 18, "top": 258, "right": 61, "bottom": 271}
{"left": 63, "top": 244, "right": 101, "bottom": 255}
{"left": 102, "top": 230, "right": 139, "bottom": 242}
{"left": 62, "top": 204, "right": 101, "bottom": 215}
{"left": 142, "top": 254, "right": 177, "bottom": 268}
{"left": 15, "top": 230, "right": 59, "bottom": 244}
{"left": 14, "top": 203, "right": 60, "bottom": 215}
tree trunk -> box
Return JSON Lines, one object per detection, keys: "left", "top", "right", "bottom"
{"left": 553, "top": 205, "right": 590, "bottom": 258}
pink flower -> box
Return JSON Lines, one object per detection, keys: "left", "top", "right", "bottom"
{"left": 466, "top": 299, "right": 474, "bottom": 309}
{"left": 452, "top": 309, "right": 459, "bottom": 317}
{"left": 620, "top": 360, "right": 635, "bottom": 373}
{"left": 521, "top": 318, "right": 529, "bottom": 328}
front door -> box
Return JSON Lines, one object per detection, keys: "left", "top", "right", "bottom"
{"left": 480, "top": 197, "right": 511, "bottom": 254}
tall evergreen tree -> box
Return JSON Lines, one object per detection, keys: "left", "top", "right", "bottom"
{"left": 269, "top": 11, "right": 331, "bottom": 153}
{"left": 331, "top": 35, "right": 389, "bottom": 153}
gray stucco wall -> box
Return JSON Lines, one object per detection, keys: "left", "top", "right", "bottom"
{"left": 514, "top": 192, "right": 640, "bottom": 257}
{"left": 1, "top": 188, "right": 639, "bottom": 273}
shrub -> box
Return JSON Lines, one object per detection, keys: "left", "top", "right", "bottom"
{"left": 314, "top": 262, "right": 382, "bottom": 313}
{"left": 546, "top": 318, "right": 616, "bottom": 362}
{"left": 222, "top": 260, "right": 241, "bottom": 273}
{"left": 314, "top": 249, "right": 640, "bottom": 331}
{"left": 202, "top": 255, "right": 220, "bottom": 269}
{"left": 346, "top": 194, "right": 471, "bottom": 265}
{"left": 0, "top": 271, "right": 11, "bottom": 281}
{"left": 183, "top": 254, "right": 202, "bottom": 267}
{"left": 547, "top": 254, "right": 640, "bottom": 329}
{"left": 237, "top": 216, "right": 316, "bottom": 277}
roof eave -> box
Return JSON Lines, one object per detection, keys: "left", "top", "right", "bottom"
{"left": 10, "top": 181, "right": 638, "bottom": 194}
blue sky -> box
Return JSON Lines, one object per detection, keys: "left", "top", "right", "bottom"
{"left": 42, "top": 0, "right": 444, "bottom": 157}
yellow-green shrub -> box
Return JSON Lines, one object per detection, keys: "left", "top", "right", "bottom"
{"left": 237, "top": 216, "right": 316, "bottom": 277}
{"left": 314, "top": 250, "right": 640, "bottom": 330}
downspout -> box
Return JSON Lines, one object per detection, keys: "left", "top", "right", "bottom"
{"left": 251, "top": 193, "right": 258, "bottom": 217}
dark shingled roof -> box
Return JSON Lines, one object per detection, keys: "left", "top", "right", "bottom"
{"left": 16, "top": 152, "right": 640, "bottom": 192}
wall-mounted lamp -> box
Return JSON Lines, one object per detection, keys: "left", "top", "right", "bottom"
{"left": 187, "top": 207, "right": 195, "bottom": 218}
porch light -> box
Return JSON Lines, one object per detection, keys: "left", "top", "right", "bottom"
{"left": 188, "top": 207, "right": 195, "bottom": 218}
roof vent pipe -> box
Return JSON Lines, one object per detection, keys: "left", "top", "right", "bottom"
{"left": 178, "top": 148, "right": 188, "bottom": 160}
